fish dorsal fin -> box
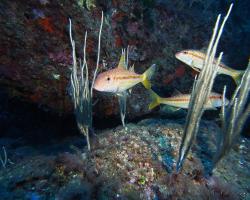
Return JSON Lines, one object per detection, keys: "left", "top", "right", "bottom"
{"left": 129, "top": 64, "right": 134, "bottom": 72}
{"left": 118, "top": 49, "right": 127, "bottom": 69}
{"left": 172, "top": 89, "right": 183, "bottom": 97}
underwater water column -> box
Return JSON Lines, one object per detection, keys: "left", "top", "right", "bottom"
{"left": 176, "top": 4, "right": 233, "bottom": 171}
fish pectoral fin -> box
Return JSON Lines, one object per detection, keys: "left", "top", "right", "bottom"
{"left": 190, "top": 61, "right": 200, "bottom": 72}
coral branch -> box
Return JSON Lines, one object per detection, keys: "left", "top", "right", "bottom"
{"left": 176, "top": 4, "right": 233, "bottom": 171}
{"left": 69, "top": 11, "right": 104, "bottom": 151}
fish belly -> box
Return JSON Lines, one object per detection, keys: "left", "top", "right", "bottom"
{"left": 162, "top": 100, "right": 189, "bottom": 109}
{"left": 218, "top": 65, "right": 234, "bottom": 76}
{"left": 192, "top": 59, "right": 204, "bottom": 71}
{"left": 117, "top": 78, "right": 141, "bottom": 92}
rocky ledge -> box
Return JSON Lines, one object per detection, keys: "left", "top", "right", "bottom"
{"left": 0, "top": 119, "right": 249, "bottom": 199}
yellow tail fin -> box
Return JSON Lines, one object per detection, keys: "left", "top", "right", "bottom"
{"left": 142, "top": 64, "right": 156, "bottom": 89}
{"left": 232, "top": 70, "right": 244, "bottom": 86}
{"left": 149, "top": 89, "right": 161, "bottom": 110}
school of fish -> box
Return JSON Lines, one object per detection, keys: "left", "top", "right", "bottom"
{"left": 93, "top": 49, "right": 241, "bottom": 111}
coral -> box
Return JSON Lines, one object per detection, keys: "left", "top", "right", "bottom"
{"left": 176, "top": 4, "right": 233, "bottom": 171}
{"left": 37, "top": 17, "right": 55, "bottom": 33}
{"left": 206, "top": 176, "right": 238, "bottom": 200}
{"left": 214, "top": 58, "right": 250, "bottom": 167}
{"left": 69, "top": 12, "right": 103, "bottom": 150}
{"left": 55, "top": 152, "right": 85, "bottom": 174}
{"left": 0, "top": 119, "right": 247, "bottom": 199}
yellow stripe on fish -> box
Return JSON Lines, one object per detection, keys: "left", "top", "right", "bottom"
{"left": 114, "top": 75, "right": 141, "bottom": 80}
{"left": 175, "top": 49, "right": 245, "bottom": 85}
{"left": 93, "top": 52, "right": 156, "bottom": 93}
{"left": 148, "top": 90, "right": 229, "bottom": 110}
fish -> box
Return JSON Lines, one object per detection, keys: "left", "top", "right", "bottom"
{"left": 149, "top": 90, "right": 229, "bottom": 110}
{"left": 93, "top": 51, "right": 155, "bottom": 94}
{"left": 175, "top": 50, "right": 245, "bottom": 85}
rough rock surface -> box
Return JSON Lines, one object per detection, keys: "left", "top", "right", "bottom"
{"left": 1, "top": 0, "right": 249, "bottom": 119}
{"left": 0, "top": 119, "right": 249, "bottom": 199}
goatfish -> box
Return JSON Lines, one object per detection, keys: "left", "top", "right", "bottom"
{"left": 149, "top": 90, "right": 229, "bottom": 110}
{"left": 93, "top": 51, "right": 155, "bottom": 93}
{"left": 175, "top": 50, "right": 245, "bottom": 85}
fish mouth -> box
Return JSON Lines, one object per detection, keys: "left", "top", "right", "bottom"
{"left": 93, "top": 82, "right": 103, "bottom": 91}
{"left": 175, "top": 52, "right": 181, "bottom": 59}
{"left": 93, "top": 85, "right": 104, "bottom": 92}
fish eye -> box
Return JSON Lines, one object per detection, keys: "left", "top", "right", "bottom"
{"left": 183, "top": 51, "right": 188, "bottom": 54}
{"left": 106, "top": 77, "right": 110, "bottom": 81}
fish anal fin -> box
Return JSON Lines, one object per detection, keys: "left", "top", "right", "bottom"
{"left": 161, "top": 105, "right": 182, "bottom": 113}
{"left": 171, "top": 107, "right": 182, "bottom": 112}
{"left": 116, "top": 91, "right": 127, "bottom": 97}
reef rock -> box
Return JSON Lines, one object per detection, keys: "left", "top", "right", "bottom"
{"left": 0, "top": 119, "right": 248, "bottom": 199}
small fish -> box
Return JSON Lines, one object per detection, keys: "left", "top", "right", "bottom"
{"left": 93, "top": 52, "right": 155, "bottom": 93}
{"left": 175, "top": 50, "right": 245, "bottom": 85}
{"left": 149, "top": 90, "right": 229, "bottom": 110}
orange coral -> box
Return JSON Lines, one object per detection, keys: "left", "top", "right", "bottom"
{"left": 115, "top": 35, "right": 123, "bottom": 47}
{"left": 175, "top": 65, "right": 186, "bottom": 78}
{"left": 38, "top": 17, "right": 55, "bottom": 33}
{"left": 163, "top": 74, "right": 175, "bottom": 84}
{"left": 112, "top": 11, "right": 126, "bottom": 22}
{"left": 86, "top": 37, "right": 95, "bottom": 54}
